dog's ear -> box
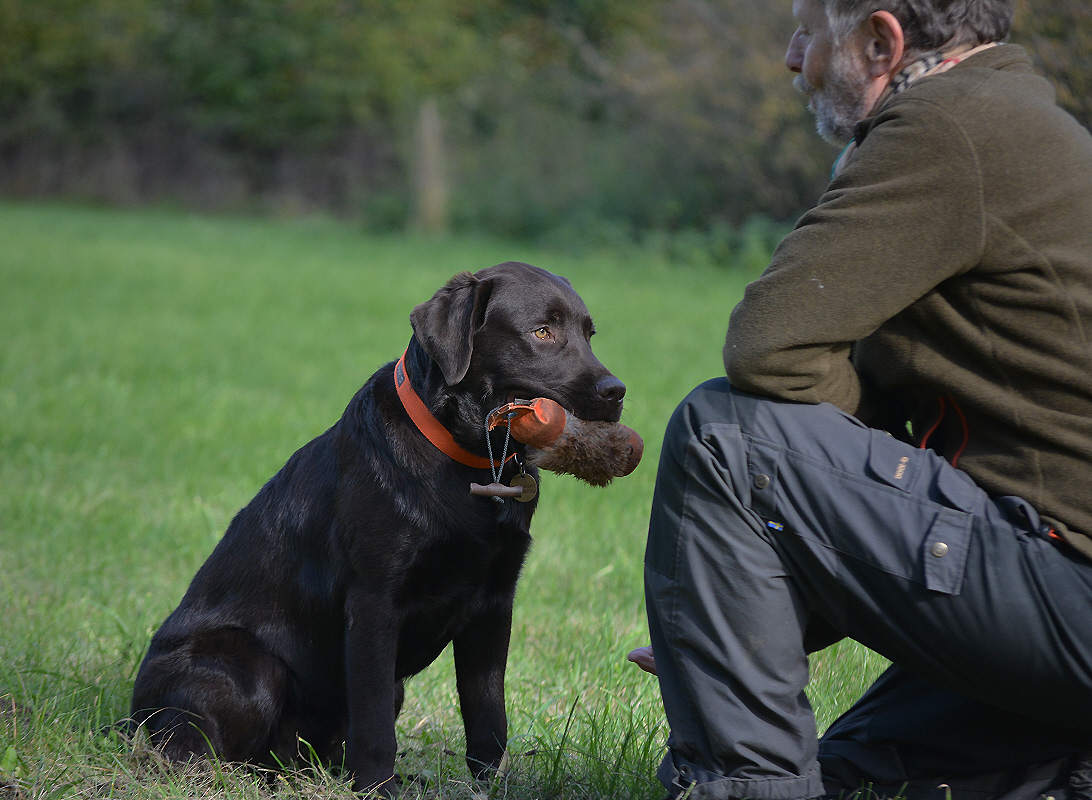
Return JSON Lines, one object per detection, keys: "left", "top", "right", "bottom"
{"left": 410, "top": 271, "right": 494, "bottom": 385}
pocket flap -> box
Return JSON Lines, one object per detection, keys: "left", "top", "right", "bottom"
{"left": 935, "top": 465, "right": 981, "bottom": 512}
{"left": 923, "top": 509, "right": 973, "bottom": 595}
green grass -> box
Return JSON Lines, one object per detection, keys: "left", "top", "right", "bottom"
{"left": 0, "top": 202, "right": 889, "bottom": 798}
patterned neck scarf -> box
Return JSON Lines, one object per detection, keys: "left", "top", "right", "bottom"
{"left": 889, "top": 41, "right": 999, "bottom": 96}
{"left": 831, "top": 41, "right": 999, "bottom": 178}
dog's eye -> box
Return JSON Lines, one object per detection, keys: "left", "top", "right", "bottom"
{"left": 533, "top": 327, "right": 551, "bottom": 340}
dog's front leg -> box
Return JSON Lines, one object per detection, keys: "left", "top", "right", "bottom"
{"left": 452, "top": 598, "right": 514, "bottom": 780}
{"left": 344, "top": 587, "right": 400, "bottom": 795}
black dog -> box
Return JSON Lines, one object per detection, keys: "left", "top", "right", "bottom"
{"left": 130, "top": 262, "right": 625, "bottom": 793}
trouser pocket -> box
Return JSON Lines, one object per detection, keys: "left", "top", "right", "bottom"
{"left": 748, "top": 428, "right": 983, "bottom": 596}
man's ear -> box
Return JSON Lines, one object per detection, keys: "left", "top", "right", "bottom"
{"left": 863, "top": 10, "right": 906, "bottom": 81}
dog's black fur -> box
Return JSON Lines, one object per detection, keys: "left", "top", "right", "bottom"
{"left": 129, "top": 262, "right": 625, "bottom": 793}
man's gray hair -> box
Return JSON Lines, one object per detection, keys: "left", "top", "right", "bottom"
{"left": 821, "top": 0, "right": 1013, "bottom": 54}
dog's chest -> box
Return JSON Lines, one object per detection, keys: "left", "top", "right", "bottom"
{"left": 397, "top": 514, "right": 529, "bottom": 604}
{"left": 391, "top": 515, "right": 530, "bottom": 666}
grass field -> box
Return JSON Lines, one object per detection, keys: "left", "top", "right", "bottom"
{"left": 0, "top": 202, "right": 889, "bottom": 798}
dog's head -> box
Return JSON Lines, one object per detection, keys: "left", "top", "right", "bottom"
{"left": 410, "top": 262, "right": 624, "bottom": 423}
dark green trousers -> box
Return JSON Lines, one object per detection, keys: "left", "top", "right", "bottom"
{"left": 644, "top": 379, "right": 1092, "bottom": 800}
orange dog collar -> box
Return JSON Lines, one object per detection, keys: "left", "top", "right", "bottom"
{"left": 394, "top": 350, "right": 513, "bottom": 470}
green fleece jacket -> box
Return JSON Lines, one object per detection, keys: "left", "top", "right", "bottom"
{"left": 724, "top": 45, "right": 1092, "bottom": 558}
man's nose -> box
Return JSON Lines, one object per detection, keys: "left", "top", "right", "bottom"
{"left": 786, "top": 28, "right": 804, "bottom": 73}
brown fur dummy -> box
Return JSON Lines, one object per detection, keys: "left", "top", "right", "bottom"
{"left": 491, "top": 398, "right": 643, "bottom": 487}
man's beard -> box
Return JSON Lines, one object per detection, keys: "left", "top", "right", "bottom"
{"left": 794, "top": 49, "right": 873, "bottom": 145}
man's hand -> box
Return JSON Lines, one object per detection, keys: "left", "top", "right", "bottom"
{"left": 627, "top": 645, "right": 657, "bottom": 675}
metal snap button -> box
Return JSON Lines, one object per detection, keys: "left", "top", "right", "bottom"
{"left": 754, "top": 474, "right": 770, "bottom": 489}
{"left": 931, "top": 542, "right": 949, "bottom": 557}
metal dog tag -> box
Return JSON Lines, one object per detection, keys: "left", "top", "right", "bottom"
{"left": 509, "top": 472, "right": 538, "bottom": 503}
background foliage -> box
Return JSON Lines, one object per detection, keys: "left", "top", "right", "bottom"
{"left": 0, "top": 0, "right": 1088, "bottom": 248}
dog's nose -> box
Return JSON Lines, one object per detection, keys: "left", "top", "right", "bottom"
{"left": 596, "top": 375, "right": 626, "bottom": 405}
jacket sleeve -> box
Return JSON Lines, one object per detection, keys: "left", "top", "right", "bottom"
{"left": 724, "top": 96, "right": 985, "bottom": 416}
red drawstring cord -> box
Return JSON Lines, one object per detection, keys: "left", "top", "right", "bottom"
{"left": 917, "top": 396, "right": 970, "bottom": 468}
{"left": 917, "top": 397, "right": 946, "bottom": 451}
{"left": 948, "top": 398, "right": 969, "bottom": 468}
{"left": 917, "top": 397, "right": 1064, "bottom": 541}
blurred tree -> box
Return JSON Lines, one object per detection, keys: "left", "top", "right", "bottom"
{"left": 0, "top": 0, "right": 152, "bottom": 142}
{"left": 9, "top": 0, "right": 1083, "bottom": 247}
{"left": 151, "top": 0, "right": 490, "bottom": 151}
{"left": 412, "top": 96, "right": 448, "bottom": 234}
{"left": 1011, "top": 0, "right": 1092, "bottom": 131}
{"left": 450, "top": 0, "right": 833, "bottom": 238}
{"left": 600, "top": 0, "right": 833, "bottom": 223}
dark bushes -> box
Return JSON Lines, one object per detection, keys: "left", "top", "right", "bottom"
{"left": 0, "top": 0, "right": 1085, "bottom": 249}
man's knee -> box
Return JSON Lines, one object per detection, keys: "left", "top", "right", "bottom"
{"left": 664, "top": 378, "right": 831, "bottom": 454}
{"left": 661, "top": 378, "right": 743, "bottom": 456}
